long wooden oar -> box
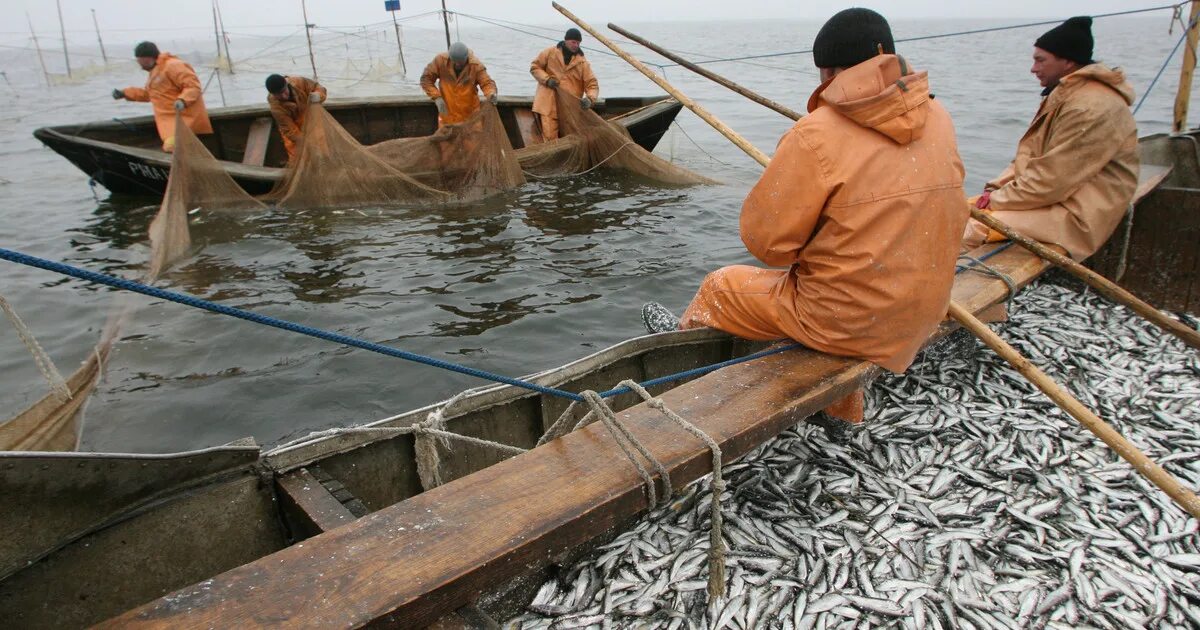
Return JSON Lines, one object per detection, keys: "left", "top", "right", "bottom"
{"left": 608, "top": 21, "right": 1198, "bottom": 352}
{"left": 552, "top": 2, "right": 1200, "bottom": 520}
{"left": 969, "top": 208, "right": 1200, "bottom": 350}
{"left": 607, "top": 22, "right": 804, "bottom": 121}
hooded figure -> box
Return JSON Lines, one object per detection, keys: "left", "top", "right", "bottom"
{"left": 964, "top": 16, "right": 1139, "bottom": 260}
{"left": 530, "top": 28, "right": 599, "bottom": 141}
{"left": 266, "top": 74, "right": 328, "bottom": 161}
{"left": 420, "top": 42, "right": 497, "bottom": 127}
{"left": 113, "top": 42, "right": 211, "bottom": 152}
{"left": 671, "top": 9, "right": 968, "bottom": 384}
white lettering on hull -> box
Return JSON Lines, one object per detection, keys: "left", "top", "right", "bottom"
{"left": 127, "top": 161, "right": 169, "bottom": 181}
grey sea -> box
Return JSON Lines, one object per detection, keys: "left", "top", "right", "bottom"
{"left": 0, "top": 14, "right": 1193, "bottom": 453}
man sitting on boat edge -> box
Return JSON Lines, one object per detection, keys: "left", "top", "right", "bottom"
{"left": 643, "top": 8, "right": 968, "bottom": 427}
{"left": 266, "top": 73, "right": 327, "bottom": 163}
{"left": 111, "top": 41, "right": 212, "bottom": 153}
{"left": 962, "top": 16, "right": 1139, "bottom": 260}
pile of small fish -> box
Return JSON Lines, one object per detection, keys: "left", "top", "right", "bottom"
{"left": 506, "top": 279, "right": 1200, "bottom": 629}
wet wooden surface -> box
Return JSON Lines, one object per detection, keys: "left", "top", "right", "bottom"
{"left": 100, "top": 245, "right": 1048, "bottom": 629}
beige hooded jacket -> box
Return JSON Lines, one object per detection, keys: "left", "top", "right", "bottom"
{"left": 978, "top": 64, "right": 1139, "bottom": 260}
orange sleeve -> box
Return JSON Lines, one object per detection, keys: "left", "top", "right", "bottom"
{"left": 740, "top": 126, "right": 831, "bottom": 267}
{"left": 581, "top": 61, "right": 599, "bottom": 100}
{"left": 530, "top": 49, "right": 551, "bottom": 85}
{"left": 167, "top": 60, "right": 203, "bottom": 105}
{"left": 269, "top": 99, "right": 299, "bottom": 141}
{"left": 123, "top": 87, "right": 149, "bottom": 101}
{"left": 313, "top": 82, "right": 327, "bottom": 102}
{"left": 420, "top": 59, "right": 441, "bottom": 100}
{"left": 476, "top": 64, "right": 497, "bottom": 97}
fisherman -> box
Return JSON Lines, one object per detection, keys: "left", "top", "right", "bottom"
{"left": 420, "top": 42, "right": 498, "bottom": 128}
{"left": 962, "top": 16, "right": 1139, "bottom": 260}
{"left": 112, "top": 41, "right": 212, "bottom": 152}
{"left": 530, "top": 28, "right": 599, "bottom": 141}
{"left": 266, "top": 73, "right": 327, "bottom": 162}
{"left": 642, "top": 9, "right": 968, "bottom": 426}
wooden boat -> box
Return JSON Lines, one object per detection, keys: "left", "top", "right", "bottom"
{"left": 32, "top": 95, "right": 685, "bottom": 196}
{"left": 0, "top": 143, "right": 1183, "bottom": 627}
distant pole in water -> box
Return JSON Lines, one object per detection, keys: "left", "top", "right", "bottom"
{"left": 440, "top": 0, "right": 452, "bottom": 49}
{"left": 390, "top": 10, "right": 407, "bottom": 76}
{"left": 56, "top": 0, "right": 71, "bottom": 78}
{"left": 215, "top": 0, "right": 235, "bottom": 74}
{"left": 26, "top": 13, "right": 51, "bottom": 87}
{"left": 211, "top": 2, "right": 225, "bottom": 73}
{"left": 91, "top": 9, "right": 108, "bottom": 64}
{"left": 302, "top": 0, "right": 318, "bottom": 80}
{"left": 1174, "top": 0, "right": 1200, "bottom": 132}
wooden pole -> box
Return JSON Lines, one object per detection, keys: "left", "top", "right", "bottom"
{"left": 211, "top": 3, "right": 225, "bottom": 72}
{"left": 553, "top": 1, "right": 1200, "bottom": 520}
{"left": 1174, "top": 0, "right": 1200, "bottom": 133}
{"left": 91, "top": 9, "right": 107, "bottom": 64}
{"left": 26, "top": 14, "right": 51, "bottom": 88}
{"left": 391, "top": 11, "right": 407, "bottom": 75}
{"left": 441, "top": 0, "right": 452, "bottom": 49}
{"left": 947, "top": 301, "right": 1200, "bottom": 518}
{"left": 215, "top": 0, "right": 235, "bottom": 74}
{"left": 552, "top": 2, "right": 771, "bottom": 167}
{"left": 607, "top": 23, "right": 804, "bottom": 121}
{"left": 56, "top": 0, "right": 71, "bottom": 78}
{"left": 969, "top": 207, "right": 1200, "bottom": 350}
{"left": 301, "top": 0, "right": 318, "bottom": 80}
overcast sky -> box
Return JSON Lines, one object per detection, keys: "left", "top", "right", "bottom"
{"left": 7, "top": 1, "right": 1175, "bottom": 42}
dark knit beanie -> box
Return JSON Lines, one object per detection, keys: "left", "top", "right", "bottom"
{"left": 133, "top": 41, "right": 159, "bottom": 59}
{"left": 812, "top": 8, "right": 894, "bottom": 69}
{"left": 564, "top": 28, "right": 582, "bottom": 42}
{"left": 265, "top": 74, "right": 287, "bottom": 94}
{"left": 1035, "top": 16, "right": 1094, "bottom": 65}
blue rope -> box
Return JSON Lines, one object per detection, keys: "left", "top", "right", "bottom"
{"left": 956, "top": 241, "right": 1015, "bottom": 273}
{"left": 1135, "top": 16, "right": 1195, "bottom": 115}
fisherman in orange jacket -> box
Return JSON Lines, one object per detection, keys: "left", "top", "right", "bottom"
{"left": 962, "top": 17, "right": 1139, "bottom": 260}
{"left": 266, "top": 74, "right": 327, "bottom": 161}
{"left": 642, "top": 9, "right": 968, "bottom": 427}
{"left": 530, "top": 28, "right": 599, "bottom": 141}
{"left": 420, "top": 42, "right": 497, "bottom": 128}
{"left": 112, "top": 42, "right": 212, "bottom": 152}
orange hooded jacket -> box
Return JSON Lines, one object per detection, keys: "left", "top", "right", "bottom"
{"left": 267, "top": 75, "right": 327, "bottom": 160}
{"left": 967, "top": 64, "right": 1139, "bottom": 260}
{"left": 530, "top": 43, "right": 599, "bottom": 119}
{"left": 420, "top": 52, "right": 497, "bottom": 126}
{"left": 122, "top": 52, "right": 212, "bottom": 151}
{"left": 680, "top": 55, "right": 968, "bottom": 374}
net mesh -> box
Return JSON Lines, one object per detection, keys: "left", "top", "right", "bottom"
{"left": 518, "top": 88, "right": 716, "bottom": 186}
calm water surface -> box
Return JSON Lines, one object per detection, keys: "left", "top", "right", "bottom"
{"left": 0, "top": 16, "right": 1191, "bottom": 452}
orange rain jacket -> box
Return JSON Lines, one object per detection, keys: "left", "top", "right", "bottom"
{"left": 680, "top": 55, "right": 968, "bottom": 374}
{"left": 420, "top": 52, "right": 497, "bottom": 126}
{"left": 968, "top": 64, "right": 1139, "bottom": 260}
{"left": 267, "top": 75, "right": 327, "bottom": 159}
{"left": 530, "top": 43, "right": 599, "bottom": 119}
{"left": 122, "top": 52, "right": 212, "bottom": 151}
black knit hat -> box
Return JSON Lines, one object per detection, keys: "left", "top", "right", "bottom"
{"left": 564, "top": 28, "right": 582, "bottom": 42}
{"left": 265, "top": 74, "right": 287, "bottom": 94}
{"left": 812, "top": 8, "right": 894, "bottom": 69}
{"left": 133, "top": 41, "right": 159, "bottom": 59}
{"left": 1035, "top": 16, "right": 1094, "bottom": 65}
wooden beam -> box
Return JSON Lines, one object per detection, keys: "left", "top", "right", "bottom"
{"left": 1175, "top": 0, "right": 1200, "bottom": 133}
{"left": 276, "top": 468, "right": 359, "bottom": 539}
{"left": 99, "top": 245, "right": 1046, "bottom": 629}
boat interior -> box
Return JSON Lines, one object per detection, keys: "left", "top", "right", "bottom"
{"left": 42, "top": 96, "right": 673, "bottom": 169}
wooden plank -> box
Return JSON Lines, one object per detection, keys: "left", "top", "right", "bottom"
{"left": 275, "top": 468, "right": 358, "bottom": 538}
{"left": 1134, "top": 165, "right": 1173, "bottom": 204}
{"left": 101, "top": 247, "right": 1049, "bottom": 629}
{"left": 513, "top": 108, "right": 542, "bottom": 146}
{"left": 240, "top": 117, "right": 272, "bottom": 166}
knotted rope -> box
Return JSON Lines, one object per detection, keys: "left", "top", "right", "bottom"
{"left": 0, "top": 293, "right": 70, "bottom": 403}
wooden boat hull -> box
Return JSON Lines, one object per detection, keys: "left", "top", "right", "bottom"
{"left": 32, "top": 95, "right": 685, "bottom": 197}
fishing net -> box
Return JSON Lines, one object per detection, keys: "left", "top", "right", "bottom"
{"left": 268, "top": 101, "right": 524, "bottom": 209}
{"left": 367, "top": 101, "right": 526, "bottom": 201}
{"left": 518, "top": 88, "right": 716, "bottom": 186}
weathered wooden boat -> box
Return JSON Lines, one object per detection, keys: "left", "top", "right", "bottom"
{"left": 32, "top": 95, "right": 684, "bottom": 196}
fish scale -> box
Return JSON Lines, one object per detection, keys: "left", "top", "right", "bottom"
{"left": 507, "top": 281, "right": 1200, "bottom": 629}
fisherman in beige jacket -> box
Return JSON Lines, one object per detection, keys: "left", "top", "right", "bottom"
{"left": 963, "top": 16, "right": 1139, "bottom": 260}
